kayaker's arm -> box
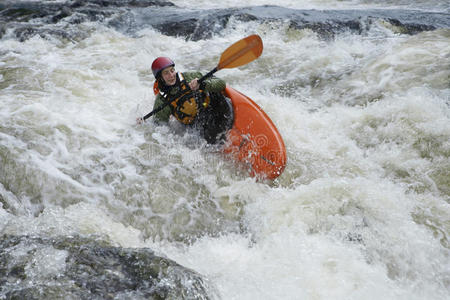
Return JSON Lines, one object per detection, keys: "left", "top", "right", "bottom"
{"left": 151, "top": 94, "right": 171, "bottom": 122}
{"left": 202, "top": 75, "right": 226, "bottom": 92}
{"left": 184, "top": 71, "right": 226, "bottom": 93}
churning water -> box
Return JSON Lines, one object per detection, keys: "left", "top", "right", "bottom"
{"left": 0, "top": 0, "right": 449, "bottom": 299}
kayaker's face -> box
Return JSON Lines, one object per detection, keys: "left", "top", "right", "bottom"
{"left": 161, "top": 66, "right": 176, "bottom": 86}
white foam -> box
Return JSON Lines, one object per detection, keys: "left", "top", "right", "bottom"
{"left": 0, "top": 9, "right": 449, "bottom": 300}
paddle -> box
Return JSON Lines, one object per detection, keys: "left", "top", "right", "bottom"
{"left": 198, "top": 34, "right": 263, "bottom": 84}
{"left": 141, "top": 34, "right": 263, "bottom": 121}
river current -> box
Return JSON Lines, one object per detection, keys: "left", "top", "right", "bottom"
{"left": 0, "top": 0, "right": 449, "bottom": 299}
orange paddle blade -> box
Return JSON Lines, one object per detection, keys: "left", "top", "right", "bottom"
{"left": 217, "top": 34, "right": 263, "bottom": 70}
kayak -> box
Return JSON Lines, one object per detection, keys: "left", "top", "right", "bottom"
{"left": 148, "top": 35, "right": 285, "bottom": 179}
{"left": 222, "top": 86, "right": 286, "bottom": 180}
{"left": 152, "top": 82, "right": 287, "bottom": 180}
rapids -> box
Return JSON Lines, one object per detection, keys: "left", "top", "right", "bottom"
{"left": 0, "top": 0, "right": 449, "bottom": 299}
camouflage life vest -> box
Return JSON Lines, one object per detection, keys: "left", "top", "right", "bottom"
{"left": 155, "top": 73, "right": 210, "bottom": 125}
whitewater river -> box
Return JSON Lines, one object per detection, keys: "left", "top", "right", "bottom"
{"left": 0, "top": 0, "right": 449, "bottom": 299}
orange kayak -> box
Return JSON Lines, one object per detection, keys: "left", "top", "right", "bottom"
{"left": 223, "top": 86, "right": 286, "bottom": 180}
{"left": 152, "top": 81, "right": 287, "bottom": 180}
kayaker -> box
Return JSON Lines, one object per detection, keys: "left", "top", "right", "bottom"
{"left": 137, "top": 57, "right": 233, "bottom": 144}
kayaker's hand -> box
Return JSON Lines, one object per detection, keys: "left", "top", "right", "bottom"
{"left": 136, "top": 117, "right": 144, "bottom": 125}
{"left": 189, "top": 78, "right": 200, "bottom": 91}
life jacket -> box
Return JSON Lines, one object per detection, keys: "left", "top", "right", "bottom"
{"left": 153, "top": 73, "right": 210, "bottom": 125}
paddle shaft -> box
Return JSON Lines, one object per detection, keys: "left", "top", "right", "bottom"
{"left": 198, "top": 67, "right": 218, "bottom": 85}
{"left": 143, "top": 99, "right": 169, "bottom": 120}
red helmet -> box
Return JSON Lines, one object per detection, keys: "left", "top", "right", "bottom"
{"left": 151, "top": 57, "right": 175, "bottom": 78}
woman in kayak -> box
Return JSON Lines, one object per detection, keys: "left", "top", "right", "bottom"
{"left": 138, "top": 57, "right": 234, "bottom": 144}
